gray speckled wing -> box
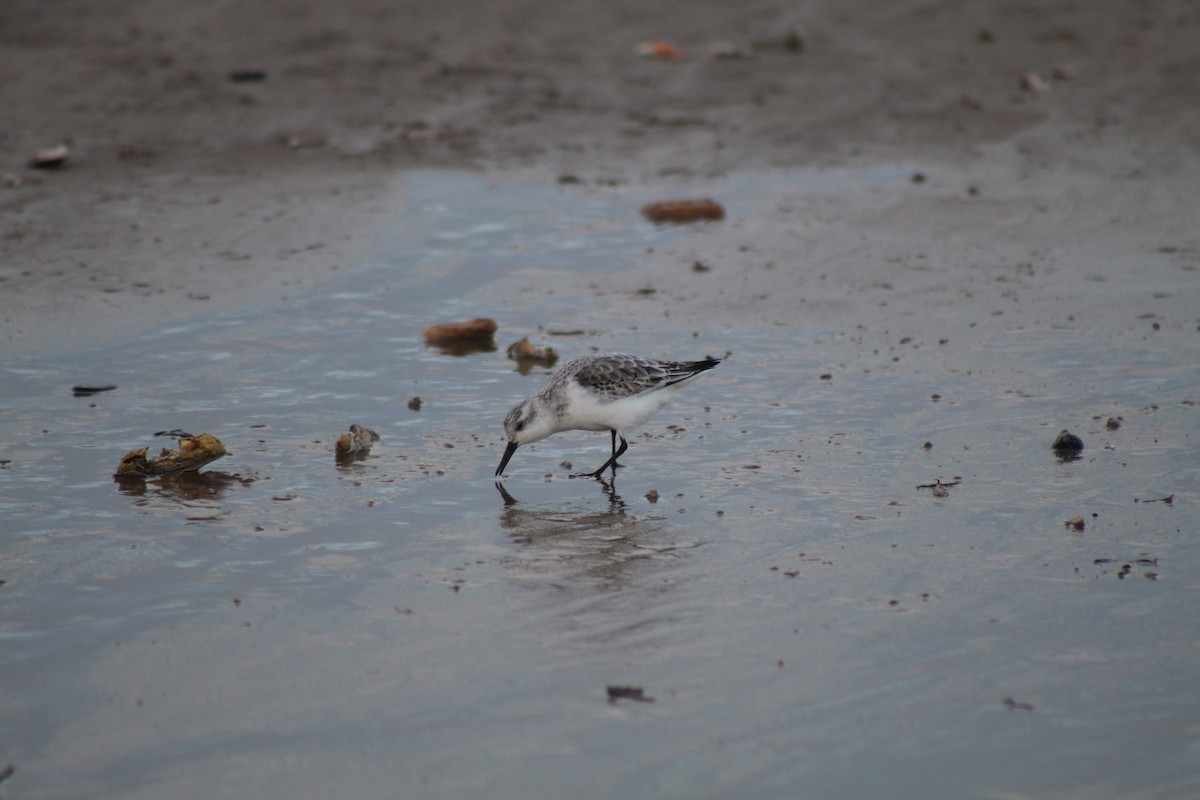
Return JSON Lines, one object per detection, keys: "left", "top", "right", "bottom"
{"left": 566, "top": 354, "right": 719, "bottom": 401}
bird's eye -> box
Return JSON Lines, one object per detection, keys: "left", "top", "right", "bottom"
{"left": 515, "top": 421, "right": 525, "bottom": 432}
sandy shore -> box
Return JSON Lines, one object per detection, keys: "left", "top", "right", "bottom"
{"left": 4, "top": 4, "right": 1200, "bottom": 796}
{"left": 3, "top": 0, "right": 1199, "bottom": 356}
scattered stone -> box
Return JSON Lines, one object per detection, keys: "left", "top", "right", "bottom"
{"left": 29, "top": 144, "right": 70, "bottom": 169}
{"left": 1105, "top": 417, "right": 1122, "bottom": 430}
{"left": 422, "top": 317, "right": 497, "bottom": 342}
{"left": 1052, "top": 429, "right": 1084, "bottom": 460}
{"left": 636, "top": 41, "right": 682, "bottom": 60}
{"left": 645, "top": 489, "right": 660, "bottom": 503}
{"left": 640, "top": 199, "right": 725, "bottom": 223}
{"left": 407, "top": 396, "right": 423, "bottom": 411}
{"left": 335, "top": 424, "right": 380, "bottom": 458}
{"left": 1065, "top": 515, "right": 1085, "bottom": 532}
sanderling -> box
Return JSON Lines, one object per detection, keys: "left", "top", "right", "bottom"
{"left": 495, "top": 353, "right": 720, "bottom": 479}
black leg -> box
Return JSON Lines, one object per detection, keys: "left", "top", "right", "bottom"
{"left": 568, "top": 430, "right": 628, "bottom": 480}
{"left": 587, "top": 433, "right": 627, "bottom": 478}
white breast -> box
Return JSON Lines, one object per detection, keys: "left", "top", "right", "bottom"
{"left": 559, "top": 380, "right": 684, "bottom": 434}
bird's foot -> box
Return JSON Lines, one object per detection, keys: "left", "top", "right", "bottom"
{"left": 569, "top": 468, "right": 617, "bottom": 480}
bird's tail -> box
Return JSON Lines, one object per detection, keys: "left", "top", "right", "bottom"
{"left": 664, "top": 358, "right": 721, "bottom": 386}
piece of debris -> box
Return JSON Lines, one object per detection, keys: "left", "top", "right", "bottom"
{"left": 0, "top": 764, "right": 13, "bottom": 785}
{"left": 1134, "top": 494, "right": 1174, "bottom": 505}
{"left": 607, "top": 685, "right": 655, "bottom": 703}
{"left": 636, "top": 41, "right": 682, "bottom": 60}
{"left": 640, "top": 199, "right": 725, "bottom": 223}
{"left": 113, "top": 433, "right": 226, "bottom": 478}
{"left": 335, "top": 424, "right": 380, "bottom": 458}
{"left": 506, "top": 337, "right": 557, "bottom": 361}
{"left": 29, "top": 144, "right": 70, "bottom": 169}
{"left": 407, "top": 396, "right": 423, "bottom": 411}
{"left": 422, "top": 317, "right": 497, "bottom": 342}
{"left": 1105, "top": 417, "right": 1122, "bottom": 430}
{"left": 645, "top": 489, "right": 660, "bottom": 503}
{"left": 228, "top": 69, "right": 267, "bottom": 82}
{"left": 72, "top": 385, "right": 116, "bottom": 397}
{"left": 1052, "top": 429, "right": 1084, "bottom": 460}
{"left": 506, "top": 337, "right": 558, "bottom": 366}
{"left": 917, "top": 478, "right": 960, "bottom": 497}
{"left": 1065, "top": 516, "right": 1086, "bottom": 532}
{"left": 1094, "top": 557, "right": 1160, "bottom": 580}
{"left": 1002, "top": 697, "right": 1035, "bottom": 712}
{"left": 709, "top": 41, "right": 753, "bottom": 59}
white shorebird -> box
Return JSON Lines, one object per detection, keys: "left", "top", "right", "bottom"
{"left": 495, "top": 353, "right": 721, "bottom": 479}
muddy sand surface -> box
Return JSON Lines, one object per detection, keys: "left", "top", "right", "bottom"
{"left": 4, "top": 0, "right": 1197, "bottom": 354}
{"left": 2, "top": 1, "right": 1199, "bottom": 798}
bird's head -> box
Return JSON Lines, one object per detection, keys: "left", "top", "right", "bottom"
{"left": 495, "top": 397, "right": 556, "bottom": 476}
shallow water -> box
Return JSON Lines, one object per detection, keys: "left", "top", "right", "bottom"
{"left": 3, "top": 169, "right": 1199, "bottom": 799}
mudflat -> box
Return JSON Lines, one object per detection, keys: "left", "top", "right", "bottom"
{"left": 4, "top": 0, "right": 1197, "bottom": 353}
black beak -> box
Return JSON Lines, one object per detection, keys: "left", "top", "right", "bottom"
{"left": 495, "top": 441, "right": 520, "bottom": 477}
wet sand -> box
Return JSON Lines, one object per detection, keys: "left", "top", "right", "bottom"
{"left": 5, "top": 0, "right": 1198, "bottom": 354}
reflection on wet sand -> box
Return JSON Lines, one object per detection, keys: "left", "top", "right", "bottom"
{"left": 494, "top": 479, "right": 702, "bottom": 592}
{"left": 114, "top": 470, "right": 245, "bottom": 505}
